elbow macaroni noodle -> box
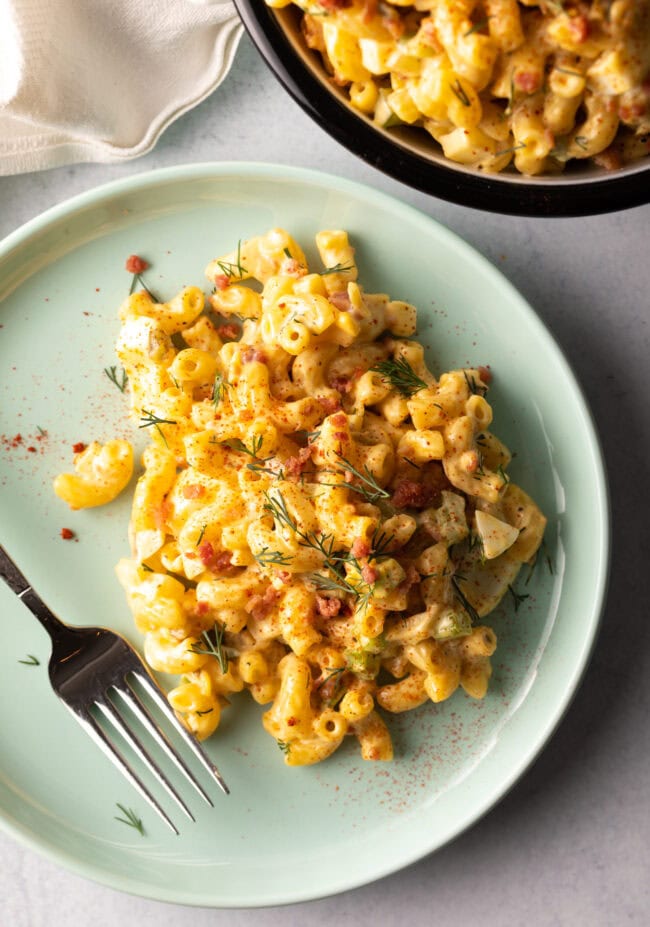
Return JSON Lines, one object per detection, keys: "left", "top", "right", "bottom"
{"left": 57, "top": 227, "right": 547, "bottom": 766}
{"left": 267, "top": 0, "right": 650, "bottom": 175}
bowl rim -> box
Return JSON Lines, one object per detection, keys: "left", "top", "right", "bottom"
{"left": 234, "top": 0, "right": 650, "bottom": 217}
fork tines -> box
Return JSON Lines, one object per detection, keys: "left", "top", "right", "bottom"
{"left": 74, "top": 670, "right": 228, "bottom": 835}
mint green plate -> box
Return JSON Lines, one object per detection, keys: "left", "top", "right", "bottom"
{"left": 0, "top": 163, "right": 608, "bottom": 906}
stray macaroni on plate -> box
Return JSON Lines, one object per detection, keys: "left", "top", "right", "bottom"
{"left": 266, "top": 0, "right": 650, "bottom": 175}
{"left": 56, "top": 228, "right": 546, "bottom": 766}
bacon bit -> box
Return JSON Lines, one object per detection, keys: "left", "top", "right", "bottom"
{"left": 361, "top": 0, "right": 378, "bottom": 23}
{"left": 391, "top": 480, "right": 433, "bottom": 509}
{"left": 328, "top": 375, "right": 352, "bottom": 394}
{"left": 361, "top": 563, "right": 378, "bottom": 585}
{"left": 316, "top": 595, "right": 343, "bottom": 618}
{"left": 182, "top": 483, "right": 205, "bottom": 499}
{"left": 198, "top": 542, "right": 233, "bottom": 572}
{"left": 284, "top": 445, "right": 313, "bottom": 480}
{"left": 241, "top": 346, "right": 267, "bottom": 364}
{"left": 196, "top": 600, "right": 210, "bottom": 616}
{"left": 317, "top": 671, "right": 345, "bottom": 703}
{"left": 568, "top": 14, "right": 590, "bottom": 43}
{"left": 197, "top": 540, "right": 216, "bottom": 567}
{"left": 318, "top": 395, "right": 342, "bottom": 415}
{"left": 477, "top": 365, "right": 492, "bottom": 385}
{"left": 329, "top": 291, "right": 351, "bottom": 312}
{"left": 620, "top": 102, "right": 647, "bottom": 122}
{"left": 72, "top": 442, "right": 87, "bottom": 454}
{"left": 330, "top": 412, "right": 348, "bottom": 428}
{"left": 213, "top": 551, "right": 234, "bottom": 572}
{"left": 287, "top": 716, "right": 298, "bottom": 727}
{"left": 594, "top": 147, "right": 622, "bottom": 171}
{"left": 514, "top": 71, "right": 541, "bottom": 93}
{"left": 125, "top": 255, "right": 149, "bottom": 275}
{"left": 60, "top": 528, "right": 75, "bottom": 540}
{"left": 245, "top": 585, "right": 280, "bottom": 620}
{"left": 318, "top": 0, "right": 352, "bottom": 9}
{"left": 351, "top": 537, "right": 371, "bottom": 559}
{"left": 278, "top": 570, "right": 292, "bottom": 585}
{"left": 217, "top": 323, "right": 240, "bottom": 342}
{"left": 214, "top": 274, "right": 230, "bottom": 291}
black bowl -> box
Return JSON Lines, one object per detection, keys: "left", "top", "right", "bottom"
{"left": 234, "top": 0, "right": 650, "bottom": 217}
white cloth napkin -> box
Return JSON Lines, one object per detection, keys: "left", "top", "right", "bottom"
{"left": 0, "top": 0, "right": 242, "bottom": 175}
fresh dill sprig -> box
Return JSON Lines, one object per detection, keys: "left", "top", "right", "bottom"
{"left": 139, "top": 409, "right": 177, "bottom": 446}
{"left": 450, "top": 79, "right": 471, "bottom": 107}
{"left": 316, "top": 666, "right": 347, "bottom": 708}
{"left": 496, "top": 463, "right": 510, "bottom": 485}
{"left": 309, "top": 570, "right": 373, "bottom": 609}
{"left": 463, "top": 370, "right": 488, "bottom": 396}
{"left": 104, "top": 365, "right": 128, "bottom": 393}
{"left": 472, "top": 451, "right": 486, "bottom": 479}
{"left": 215, "top": 240, "right": 247, "bottom": 279}
{"left": 402, "top": 456, "right": 421, "bottom": 470}
{"left": 371, "top": 357, "right": 428, "bottom": 398}
{"left": 464, "top": 15, "right": 492, "bottom": 36}
{"left": 451, "top": 574, "right": 481, "bottom": 625}
{"left": 129, "top": 274, "right": 160, "bottom": 303}
{"left": 321, "top": 261, "right": 355, "bottom": 276}
{"left": 553, "top": 65, "right": 583, "bottom": 77}
{"left": 277, "top": 740, "right": 291, "bottom": 755}
{"left": 196, "top": 524, "right": 207, "bottom": 546}
{"left": 114, "top": 803, "right": 145, "bottom": 835}
{"left": 333, "top": 455, "right": 390, "bottom": 504}
{"left": 494, "top": 142, "right": 527, "bottom": 157}
{"left": 574, "top": 135, "right": 589, "bottom": 150}
{"left": 18, "top": 654, "right": 40, "bottom": 666}
{"left": 255, "top": 546, "right": 293, "bottom": 568}
{"left": 189, "top": 624, "right": 229, "bottom": 674}
{"left": 247, "top": 460, "right": 285, "bottom": 479}
{"left": 263, "top": 488, "right": 374, "bottom": 606}
{"left": 508, "top": 584, "right": 530, "bottom": 611}
{"left": 212, "top": 372, "right": 229, "bottom": 407}
{"left": 222, "top": 435, "right": 264, "bottom": 458}
{"left": 369, "top": 526, "right": 395, "bottom": 560}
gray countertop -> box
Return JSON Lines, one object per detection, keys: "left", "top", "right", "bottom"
{"left": 1, "top": 33, "right": 648, "bottom": 927}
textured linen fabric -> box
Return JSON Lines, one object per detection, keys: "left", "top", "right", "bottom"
{"left": 0, "top": 0, "right": 242, "bottom": 174}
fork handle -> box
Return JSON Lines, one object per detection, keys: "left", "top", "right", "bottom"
{"left": 0, "top": 545, "right": 68, "bottom": 640}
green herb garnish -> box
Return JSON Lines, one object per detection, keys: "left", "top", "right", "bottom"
{"left": 104, "top": 365, "right": 128, "bottom": 393}
{"left": 371, "top": 357, "right": 428, "bottom": 398}
{"left": 18, "top": 654, "right": 40, "bottom": 666}
{"left": 114, "top": 803, "right": 145, "bottom": 835}
{"left": 189, "top": 624, "right": 229, "bottom": 674}
{"left": 450, "top": 79, "right": 471, "bottom": 107}
{"left": 508, "top": 584, "right": 530, "bottom": 611}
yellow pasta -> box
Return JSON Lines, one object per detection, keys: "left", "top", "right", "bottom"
{"left": 275, "top": 0, "right": 650, "bottom": 175}
{"left": 92, "top": 227, "right": 547, "bottom": 767}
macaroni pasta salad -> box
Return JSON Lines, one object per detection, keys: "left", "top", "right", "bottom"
{"left": 266, "top": 0, "right": 650, "bottom": 174}
{"left": 56, "top": 228, "right": 546, "bottom": 766}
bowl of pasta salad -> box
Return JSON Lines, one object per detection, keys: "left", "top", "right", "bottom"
{"left": 235, "top": 0, "right": 650, "bottom": 215}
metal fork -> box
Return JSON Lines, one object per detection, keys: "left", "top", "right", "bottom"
{"left": 0, "top": 546, "right": 229, "bottom": 834}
